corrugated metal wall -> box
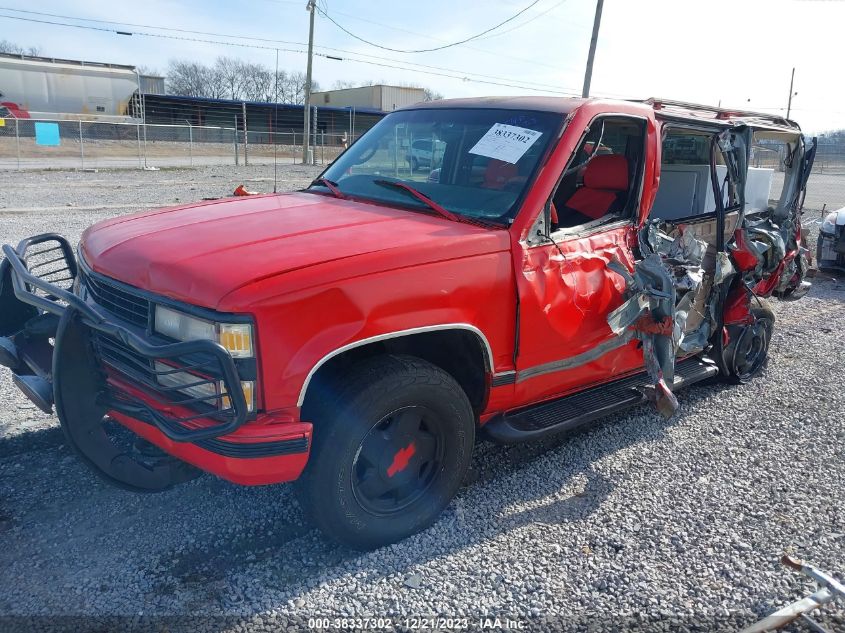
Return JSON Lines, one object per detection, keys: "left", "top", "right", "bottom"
{"left": 140, "top": 94, "right": 385, "bottom": 143}
{"left": 310, "top": 85, "right": 425, "bottom": 111}
{"left": 378, "top": 86, "right": 425, "bottom": 111}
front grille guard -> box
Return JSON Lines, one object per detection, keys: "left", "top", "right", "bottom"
{"left": 2, "top": 234, "right": 249, "bottom": 442}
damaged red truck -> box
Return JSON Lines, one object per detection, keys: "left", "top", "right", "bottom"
{"left": 0, "top": 97, "right": 815, "bottom": 549}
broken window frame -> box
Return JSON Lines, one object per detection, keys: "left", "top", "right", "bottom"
{"left": 750, "top": 129, "right": 814, "bottom": 224}
{"left": 531, "top": 113, "right": 650, "bottom": 245}
{"left": 650, "top": 122, "right": 743, "bottom": 225}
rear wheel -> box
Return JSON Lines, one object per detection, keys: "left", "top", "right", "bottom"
{"left": 723, "top": 299, "right": 775, "bottom": 383}
{"left": 295, "top": 355, "right": 474, "bottom": 550}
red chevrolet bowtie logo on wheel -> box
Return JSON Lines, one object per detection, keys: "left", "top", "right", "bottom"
{"left": 386, "top": 442, "right": 416, "bottom": 478}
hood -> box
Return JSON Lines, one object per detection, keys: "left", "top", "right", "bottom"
{"left": 81, "top": 192, "right": 508, "bottom": 309}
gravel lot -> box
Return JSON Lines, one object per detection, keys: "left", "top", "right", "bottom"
{"left": 0, "top": 167, "right": 843, "bottom": 632}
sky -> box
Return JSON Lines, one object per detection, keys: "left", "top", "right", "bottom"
{"left": 1, "top": 0, "right": 844, "bottom": 133}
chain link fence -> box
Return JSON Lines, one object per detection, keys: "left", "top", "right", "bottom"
{"left": 0, "top": 118, "right": 352, "bottom": 171}
{"left": 2, "top": 117, "right": 844, "bottom": 213}
{"left": 753, "top": 141, "right": 845, "bottom": 213}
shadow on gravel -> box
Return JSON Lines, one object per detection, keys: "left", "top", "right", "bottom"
{"left": 0, "top": 424, "right": 64, "bottom": 459}
{"left": 147, "top": 379, "right": 737, "bottom": 613}
{"left": 0, "top": 378, "right": 737, "bottom": 619}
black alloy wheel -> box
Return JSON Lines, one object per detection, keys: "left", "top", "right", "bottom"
{"left": 351, "top": 405, "right": 445, "bottom": 516}
{"left": 295, "top": 355, "right": 475, "bottom": 550}
{"left": 724, "top": 299, "right": 775, "bottom": 383}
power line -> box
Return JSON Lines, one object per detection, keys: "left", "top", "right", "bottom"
{"left": 0, "top": 13, "right": 583, "bottom": 96}
{"left": 0, "top": 7, "right": 307, "bottom": 47}
{"left": 300, "top": 5, "right": 584, "bottom": 75}
{"left": 0, "top": 11, "right": 585, "bottom": 96}
{"left": 0, "top": 14, "right": 307, "bottom": 53}
{"left": 0, "top": 5, "right": 594, "bottom": 94}
{"left": 315, "top": 0, "right": 544, "bottom": 53}
{"left": 473, "top": 0, "right": 571, "bottom": 41}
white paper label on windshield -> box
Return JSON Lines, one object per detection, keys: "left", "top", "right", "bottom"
{"left": 468, "top": 123, "right": 543, "bottom": 164}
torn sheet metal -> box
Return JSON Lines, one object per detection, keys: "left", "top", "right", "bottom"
{"left": 714, "top": 251, "right": 735, "bottom": 285}
{"left": 638, "top": 220, "right": 674, "bottom": 258}
{"left": 667, "top": 228, "right": 707, "bottom": 265}
{"left": 608, "top": 222, "right": 709, "bottom": 417}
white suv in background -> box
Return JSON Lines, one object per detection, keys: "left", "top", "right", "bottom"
{"left": 406, "top": 138, "right": 446, "bottom": 172}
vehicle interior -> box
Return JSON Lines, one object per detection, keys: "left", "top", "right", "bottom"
{"left": 649, "top": 126, "right": 743, "bottom": 341}
{"left": 548, "top": 116, "right": 647, "bottom": 232}
{"left": 541, "top": 121, "right": 750, "bottom": 346}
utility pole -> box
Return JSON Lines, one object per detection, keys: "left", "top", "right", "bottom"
{"left": 581, "top": 0, "right": 604, "bottom": 98}
{"left": 786, "top": 67, "right": 796, "bottom": 119}
{"left": 302, "top": 0, "right": 316, "bottom": 164}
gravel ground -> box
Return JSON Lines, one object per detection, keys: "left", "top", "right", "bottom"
{"left": 0, "top": 167, "right": 844, "bottom": 632}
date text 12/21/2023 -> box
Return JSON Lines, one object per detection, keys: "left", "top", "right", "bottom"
{"left": 307, "top": 617, "right": 526, "bottom": 629}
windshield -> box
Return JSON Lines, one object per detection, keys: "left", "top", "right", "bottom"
{"left": 310, "top": 108, "right": 563, "bottom": 223}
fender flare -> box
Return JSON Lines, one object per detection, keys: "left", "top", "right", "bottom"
{"left": 296, "top": 323, "right": 495, "bottom": 407}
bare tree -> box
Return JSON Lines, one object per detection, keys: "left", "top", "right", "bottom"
{"left": 0, "top": 40, "right": 41, "bottom": 56}
{"left": 166, "top": 57, "right": 316, "bottom": 104}
{"left": 423, "top": 88, "right": 444, "bottom": 102}
{"left": 214, "top": 57, "right": 247, "bottom": 101}
{"left": 240, "top": 62, "right": 273, "bottom": 101}
{"left": 279, "top": 72, "right": 319, "bottom": 105}
{"left": 166, "top": 60, "right": 213, "bottom": 98}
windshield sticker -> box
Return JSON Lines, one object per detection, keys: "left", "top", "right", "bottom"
{"left": 504, "top": 114, "right": 539, "bottom": 128}
{"left": 469, "top": 123, "right": 543, "bottom": 165}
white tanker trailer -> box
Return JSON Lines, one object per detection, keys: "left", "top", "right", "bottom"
{"left": 0, "top": 53, "right": 161, "bottom": 121}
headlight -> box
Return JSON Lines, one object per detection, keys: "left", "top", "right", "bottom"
{"left": 154, "top": 305, "right": 254, "bottom": 358}
{"left": 221, "top": 380, "right": 255, "bottom": 413}
{"left": 821, "top": 212, "right": 838, "bottom": 235}
{"left": 154, "top": 361, "right": 255, "bottom": 412}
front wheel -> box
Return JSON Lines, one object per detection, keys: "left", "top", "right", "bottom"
{"left": 295, "top": 355, "right": 475, "bottom": 550}
{"left": 723, "top": 298, "right": 775, "bottom": 383}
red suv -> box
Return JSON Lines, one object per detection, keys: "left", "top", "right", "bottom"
{"left": 0, "top": 97, "right": 815, "bottom": 549}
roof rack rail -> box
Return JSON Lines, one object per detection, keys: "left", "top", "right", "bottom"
{"left": 633, "top": 97, "right": 799, "bottom": 131}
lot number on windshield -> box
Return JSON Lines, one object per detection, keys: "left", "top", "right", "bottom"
{"left": 469, "top": 123, "right": 543, "bottom": 164}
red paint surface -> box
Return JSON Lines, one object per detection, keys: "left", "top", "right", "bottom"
{"left": 723, "top": 286, "right": 754, "bottom": 326}
{"left": 731, "top": 229, "right": 760, "bottom": 272}
{"left": 1, "top": 102, "right": 30, "bottom": 118}
{"left": 386, "top": 443, "right": 416, "bottom": 478}
{"left": 108, "top": 376, "right": 311, "bottom": 485}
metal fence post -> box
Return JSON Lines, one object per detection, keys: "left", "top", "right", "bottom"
{"left": 78, "top": 120, "right": 85, "bottom": 170}
{"left": 233, "top": 117, "right": 239, "bottom": 166}
{"left": 321, "top": 129, "right": 325, "bottom": 165}
{"left": 311, "top": 105, "right": 318, "bottom": 166}
{"left": 242, "top": 102, "right": 249, "bottom": 166}
{"left": 15, "top": 117, "right": 20, "bottom": 170}
{"left": 141, "top": 92, "right": 148, "bottom": 169}
{"left": 136, "top": 120, "right": 143, "bottom": 169}
{"left": 186, "top": 120, "right": 193, "bottom": 168}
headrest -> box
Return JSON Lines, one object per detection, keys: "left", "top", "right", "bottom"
{"left": 583, "top": 154, "right": 628, "bottom": 191}
{"left": 483, "top": 159, "right": 519, "bottom": 189}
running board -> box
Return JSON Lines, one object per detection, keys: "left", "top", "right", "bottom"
{"left": 483, "top": 356, "right": 719, "bottom": 444}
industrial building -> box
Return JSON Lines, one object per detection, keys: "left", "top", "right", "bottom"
{"left": 309, "top": 85, "right": 426, "bottom": 111}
